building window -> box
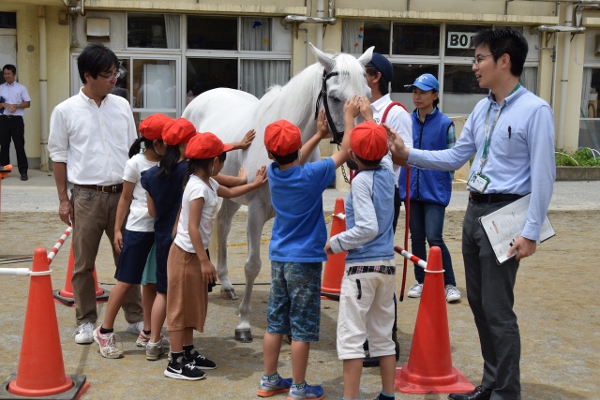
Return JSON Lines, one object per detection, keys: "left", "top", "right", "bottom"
{"left": 580, "top": 67, "right": 600, "bottom": 149}
{"left": 186, "top": 16, "right": 291, "bottom": 101}
{"left": 187, "top": 16, "right": 237, "bottom": 50}
{"left": 0, "top": 12, "right": 16, "bottom": 29}
{"left": 443, "top": 65, "right": 488, "bottom": 114}
{"left": 392, "top": 24, "right": 440, "bottom": 56}
{"left": 445, "top": 24, "right": 486, "bottom": 57}
{"left": 128, "top": 13, "right": 180, "bottom": 49}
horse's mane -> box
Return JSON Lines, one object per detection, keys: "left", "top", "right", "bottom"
{"left": 253, "top": 52, "right": 366, "bottom": 128}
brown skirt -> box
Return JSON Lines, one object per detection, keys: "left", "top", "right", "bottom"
{"left": 166, "top": 243, "right": 208, "bottom": 332}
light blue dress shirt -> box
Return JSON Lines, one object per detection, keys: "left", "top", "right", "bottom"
{"left": 407, "top": 86, "right": 556, "bottom": 241}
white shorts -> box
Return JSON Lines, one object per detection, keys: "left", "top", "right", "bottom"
{"left": 336, "top": 271, "right": 396, "bottom": 360}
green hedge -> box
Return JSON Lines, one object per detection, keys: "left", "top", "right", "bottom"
{"left": 555, "top": 148, "right": 600, "bottom": 166}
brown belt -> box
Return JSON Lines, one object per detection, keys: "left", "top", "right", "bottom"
{"left": 75, "top": 183, "right": 123, "bottom": 193}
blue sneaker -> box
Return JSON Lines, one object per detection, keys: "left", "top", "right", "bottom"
{"left": 257, "top": 374, "right": 293, "bottom": 397}
{"left": 286, "top": 381, "right": 324, "bottom": 400}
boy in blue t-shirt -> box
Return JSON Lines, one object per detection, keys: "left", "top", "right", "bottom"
{"left": 258, "top": 98, "right": 371, "bottom": 400}
{"left": 324, "top": 121, "right": 397, "bottom": 400}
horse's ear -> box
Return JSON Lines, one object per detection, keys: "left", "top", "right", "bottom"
{"left": 310, "top": 43, "right": 335, "bottom": 71}
{"left": 357, "top": 46, "right": 375, "bottom": 67}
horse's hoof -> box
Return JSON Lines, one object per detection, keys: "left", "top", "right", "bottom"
{"left": 235, "top": 329, "right": 253, "bottom": 343}
{"left": 221, "top": 288, "right": 239, "bottom": 300}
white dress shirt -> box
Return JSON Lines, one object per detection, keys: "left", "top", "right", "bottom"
{"left": 48, "top": 89, "right": 137, "bottom": 185}
{"left": 0, "top": 81, "right": 30, "bottom": 117}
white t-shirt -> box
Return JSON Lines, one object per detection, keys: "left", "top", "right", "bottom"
{"left": 371, "top": 93, "right": 413, "bottom": 182}
{"left": 123, "top": 154, "right": 159, "bottom": 232}
{"left": 174, "top": 175, "right": 220, "bottom": 253}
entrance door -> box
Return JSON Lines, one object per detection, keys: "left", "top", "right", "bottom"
{"left": 0, "top": 29, "right": 18, "bottom": 167}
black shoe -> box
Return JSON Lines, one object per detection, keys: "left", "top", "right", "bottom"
{"left": 20, "top": 174, "right": 28, "bottom": 181}
{"left": 186, "top": 348, "right": 216, "bottom": 369}
{"left": 164, "top": 355, "right": 206, "bottom": 380}
{"left": 448, "top": 385, "right": 493, "bottom": 400}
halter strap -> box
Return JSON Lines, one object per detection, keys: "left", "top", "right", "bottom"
{"left": 314, "top": 70, "right": 343, "bottom": 144}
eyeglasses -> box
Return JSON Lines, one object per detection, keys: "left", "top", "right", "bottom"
{"left": 97, "top": 71, "right": 121, "bottom": 80}
{"left": 472, "top": 54, "right": 492, "bottom": 65}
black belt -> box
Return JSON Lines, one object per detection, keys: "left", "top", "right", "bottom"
{"left": 347, "top": 265, "right": 396, "bottom": 276}
{"left": 75, "top": 184, "right": 123, "bottom": 193}
{"left": 469, "top": 192, "right": 522, "bottom": 204}
{"left": 0, "top": 115, "right": 22, "bottom": 119}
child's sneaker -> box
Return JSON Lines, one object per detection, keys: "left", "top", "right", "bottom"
{"left": 136, "top": 331, "right": 150, "bottom": 347}
{"left": 146, "top": 336, "right": 170, "bottom": 361}
{"left": 257, "top": 374, "right": 292, "bottom": 397}
{"left": 92, "top": 326, "right": 123, "bottom": 359}
{"left": 287, "top": 381, "right": 324, "bottom": 400}
{"left": 163, "top": 354, "right": 205, "bottom": 381}
{"left": 186, "top": 347, "right": 216, "bottom": 369}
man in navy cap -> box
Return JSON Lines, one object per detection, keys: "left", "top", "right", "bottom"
{"left": 365, "top": 52, "right": 412, "bottom": 231}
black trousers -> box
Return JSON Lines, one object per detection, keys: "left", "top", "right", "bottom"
{"left": 0, "top": 115, "right": 28, "bottom": 175}
{"left": 462, "top": 199, "right": 521, "bottom": 400}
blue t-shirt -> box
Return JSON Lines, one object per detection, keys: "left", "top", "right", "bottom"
{"left": 268, "top": 158, "right": 336, "bottom": 262}
{"left": 140, "top": 161, "right": 187, "bottom": 269}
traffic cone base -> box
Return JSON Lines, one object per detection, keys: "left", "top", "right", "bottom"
{"left": 321, "top": 197, "right": 347, "bottom": 297}
{"left": 395, "top": 366, "right": 474, "bottom": 394}
{"left": 3, "top": 374, "right": 90, "bottom": 400}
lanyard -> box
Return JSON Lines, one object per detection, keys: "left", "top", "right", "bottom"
{"left": 479, "top": 83, "right": 521, "bottom": 171}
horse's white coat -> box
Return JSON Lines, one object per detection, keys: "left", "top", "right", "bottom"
{"left": 182, "top": 44, "right": 374, "bottom": 341}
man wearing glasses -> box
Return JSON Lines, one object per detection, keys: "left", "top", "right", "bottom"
{"left": 387, "top": 29, "right": 555, "bottom": 400}
{"left": 48, "top": 43, "right": 143, "bottom": 345}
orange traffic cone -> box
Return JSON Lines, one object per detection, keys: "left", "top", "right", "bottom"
{"left": 53, "top": 242, "right": 110, "bottom": 306}
{"left": 4, "top": 248, "right": 90, "bottom": 399}
{"left": 395, "top": 246, "right": 474, "bottom": 394}
{"left": 321, "top": 197, "right": 347, "bottom": 300}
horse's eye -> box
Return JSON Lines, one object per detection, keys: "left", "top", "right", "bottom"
{"left": 330, "top": 96, "right": 341, "bottom": 103}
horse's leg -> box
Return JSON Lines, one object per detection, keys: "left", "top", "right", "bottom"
{"left": 235, "top": 201, "right": 273, "bottom": 343}
{"left": 214, "top": 198, "right": 242, "bottom": 300}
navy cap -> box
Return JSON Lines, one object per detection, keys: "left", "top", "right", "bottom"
{"left": 406, "top": 73, "right": 439, "bottom": 92}
{"left": 366, "top": 52, "right": 393, "bottom": 83}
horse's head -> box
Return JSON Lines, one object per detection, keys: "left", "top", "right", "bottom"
{"left": 311, "top": 44, "right": 374, "bottom": 144}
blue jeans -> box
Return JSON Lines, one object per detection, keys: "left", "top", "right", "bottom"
{"left": 266, "top": 261, "right": 322, "bottom": 342}
{"left": 409, "top": 201, "right": 456, "bottom": 286}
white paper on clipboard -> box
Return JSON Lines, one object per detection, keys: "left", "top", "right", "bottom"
{"left": 478, "top": 194, "right": 555, "bottom": 264}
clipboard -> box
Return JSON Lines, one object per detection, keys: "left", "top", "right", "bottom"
{"left": 478, "top": 194, "right": 555, "bottom": 264}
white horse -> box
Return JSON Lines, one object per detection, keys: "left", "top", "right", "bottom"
{"left": 182, "top": 44, "right": 373, "bottom": 342}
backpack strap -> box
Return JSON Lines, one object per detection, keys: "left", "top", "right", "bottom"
{"left": 381, "top": 101, "right": 408, "bottom": 125}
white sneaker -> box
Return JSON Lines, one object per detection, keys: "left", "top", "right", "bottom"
{"left": 445, "top": 285, "right": 461, "bottom": 303}
{"left": 126, "top": 321, "right": 144, "bottom": 334}
{"left": 93, "top": 327, "right": 123, "bottom": 359}
{"left": 146, "top": 336, "right": 171, "bottom": 361}
{"left": 407, "top": 283, "right": 423, "bottom": 298}
{"left": 75, "top": 322, "right": 94, "bottom": 344}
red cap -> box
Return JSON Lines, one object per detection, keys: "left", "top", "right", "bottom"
{"left": 186, "top": 132, "right": 234, "bottom": 159}
{"left": 162, "top": 118, "right": 197, "bottom": 146}
{"left": 350, "top": 121, "right": 388, "bottom": 161}
{"left": 139, "top": 114, "right": 171, "bottom": 141}
{"left": 264, "top": 120, "right": 302, "bottom": 156}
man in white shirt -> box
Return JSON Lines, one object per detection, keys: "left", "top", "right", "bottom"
{"left": 365, "top": 52, "right": 413, "bottom": 231}
{"left": 0, "top": 64, "right": 31, "bottom": 181}
{"left": 48, "top": 43, "right": 143, "bottom": 344}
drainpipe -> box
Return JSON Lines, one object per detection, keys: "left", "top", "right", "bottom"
{"left": 558, "top": 2, "right": 574, "bottom": 150}
{"left": 316, "top": 0, "right": 324, "bottom": 49}
{"left": 38, "top": 6, "right": 49, "bottom": 172}
{"left": 68, "top": 0, "right": 85, "bottom": 16}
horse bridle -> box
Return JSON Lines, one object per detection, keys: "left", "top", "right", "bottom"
{"left": 314, "top": 69, "right": 344, "bottom": 145}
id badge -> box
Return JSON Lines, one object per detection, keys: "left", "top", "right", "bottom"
{"left": 467, "top": 172, "right": 490, "bottom": 193}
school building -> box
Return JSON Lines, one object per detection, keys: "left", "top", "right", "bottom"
{"left": 1, "top": 0, "right": 600, "bottom": 171}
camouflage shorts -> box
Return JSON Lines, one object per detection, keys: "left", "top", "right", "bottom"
{"left": 266, "top": 261, "right": 322, "bottom": 342}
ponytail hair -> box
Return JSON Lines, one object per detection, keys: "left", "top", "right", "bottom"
{"left": 129, "top": 136, "right": 155, "bottom": 158}
{"left": 156, "top": 145, "right": 181, "bottom": 179}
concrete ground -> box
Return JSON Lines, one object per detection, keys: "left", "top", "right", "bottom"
{"left": 0, "top": 169, "right": 599, "bottom": 399}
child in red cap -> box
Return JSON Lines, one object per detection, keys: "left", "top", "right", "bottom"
{"left": 94, "top": 113, "right": 170, "bottom": 359}
{"left": 258, "top": 100, "right": 371, "bottom": 400}
{"left": 324, "top": 120, "right": 397, "bottom": 400}
{"left": 164, "top": 132, "right": 267, "bottom": 380}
